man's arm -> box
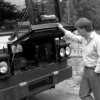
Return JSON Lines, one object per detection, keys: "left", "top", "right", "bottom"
{"left": 94, "top": 40, "right": 100, "bottom": 73}
{"left": 56, "top": 23, "right": 83, "bottom": 43}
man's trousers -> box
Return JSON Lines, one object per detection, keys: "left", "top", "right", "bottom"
{"left": 79, "top": 67, "right": 100, "bottom": 100}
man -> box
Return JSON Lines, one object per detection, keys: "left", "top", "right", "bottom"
{"left": 56, "top": 18, "right": 100, "bottom": 100}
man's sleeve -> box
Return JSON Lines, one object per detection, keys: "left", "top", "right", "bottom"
{"left": 94, "top": 40, "right": 100, "bottom": 73}
{"left": 63, "top": 29, "right": 83, "bottom": 44}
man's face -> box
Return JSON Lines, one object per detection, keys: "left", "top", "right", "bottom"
{"left": 77, "top": 28, "right": 86, "bottom": 37}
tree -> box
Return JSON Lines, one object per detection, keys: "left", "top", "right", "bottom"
{"left": 0, "top": 1, "right": 20, "bottom": 25}
{"left": 72, "top": 0, "right": 100, "bottom": 30}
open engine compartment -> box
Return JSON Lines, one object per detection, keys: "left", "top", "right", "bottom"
{"left": 8, "top": 37, "right": 56, "bottom": 71}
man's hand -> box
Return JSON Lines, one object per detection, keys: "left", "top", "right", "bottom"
{"left": 94, "top": 68, "right": 100, "bottom": 76}
{"left": 94, "top": 67, "right": 100, "bottom": 73}
{"left": 56, "top": 23, "right": 64, "bottom": 30}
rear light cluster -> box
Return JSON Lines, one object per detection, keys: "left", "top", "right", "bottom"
{"left": 0, "top": 54, "right": 11, "bottom": 79}
{"left": 56, "top": 38, "right": 71, "bottom": 60}
{"left": 59, "top": 46, "right": 71, "bottom": 58}
{"left": 0, "top": 61, "right": 8, "bottom": 74}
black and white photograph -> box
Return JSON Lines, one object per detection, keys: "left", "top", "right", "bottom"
{"left": 0, "top": 0, "right": 100, "bottom": 100}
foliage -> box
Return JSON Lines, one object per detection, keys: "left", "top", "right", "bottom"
{"left": 0, "top": 1, "right": 20, "bottom": 25}
{"left": 71, "top": 0, "right": 100, "bottom": 30}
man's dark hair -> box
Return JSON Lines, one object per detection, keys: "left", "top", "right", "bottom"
{"left": 75, "top": 18, "right": 93, "bottom": 32}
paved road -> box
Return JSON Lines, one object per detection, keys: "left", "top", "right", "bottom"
{"left": 29, "top": 77, "right": 81, "bottom": 100}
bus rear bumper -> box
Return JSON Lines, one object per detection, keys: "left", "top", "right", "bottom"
{"left": 0, "top": 66, "right": 72, "bottom": 100}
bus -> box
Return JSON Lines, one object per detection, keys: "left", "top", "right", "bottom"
{"left": 0, "top": 0, "right": 75, "bottom": 100}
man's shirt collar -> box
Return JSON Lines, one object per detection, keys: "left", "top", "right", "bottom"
{"left": 87, "top": 31, "right": 96, "bottom": 43}
{"left": 90, "top": 31, "right": 96, "bottom": 39}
